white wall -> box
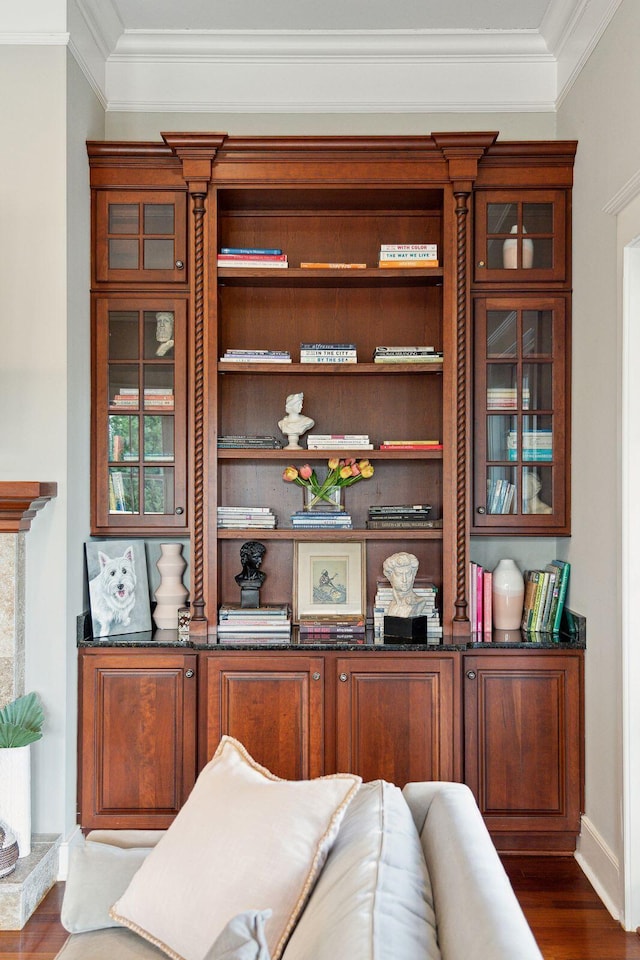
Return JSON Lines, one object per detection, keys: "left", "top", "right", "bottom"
{"left": 557, "top": 0, "right": 640, "bottom": 918}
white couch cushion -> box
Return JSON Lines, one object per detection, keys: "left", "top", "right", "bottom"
{"left": 110, "top": 736, "right": 361, "bottom": 960}
{"left": 282, "top": 780, "right": 441, "bottom": 960}
{"left": 61, "top": 841, "right": 152, "bottom": 933}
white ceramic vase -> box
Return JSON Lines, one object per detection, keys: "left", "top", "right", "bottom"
{"left": 153, "top": 543, "right": 189, "bottom": 630}
{"left": 0, "top": 745, "right": 32, "bottom": 857}
{"left": 502, "top": 224, "right": 534, "bottom": 269}
{"left": 492, "top": 559, "right": 525, "bottom": 630}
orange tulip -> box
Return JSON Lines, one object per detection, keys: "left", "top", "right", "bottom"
{"left": 282, "top": 466, "right": 298, "bottom": 482}
{"left": 299, "top": 464, "right": 313, "bottom": 480}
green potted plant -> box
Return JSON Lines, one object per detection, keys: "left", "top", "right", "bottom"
{"left": 0, "top": 692, "right": 44, "bottom": 858}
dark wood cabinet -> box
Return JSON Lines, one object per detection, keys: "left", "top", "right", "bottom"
{"left": 78, "top": 649, "right": 197, "bottom": 829}
{"left": 463, "top": 650, "right": 583, "bottom": 853}
{"left": 198, "top": 652, "right": 325, "bottom": 779}
{"left": 335, "top": 654, "right": 460, "bottom": 784}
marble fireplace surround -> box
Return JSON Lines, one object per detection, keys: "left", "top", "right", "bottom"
{"left": 0, "top": 482, "right": 57, "bottom": 708}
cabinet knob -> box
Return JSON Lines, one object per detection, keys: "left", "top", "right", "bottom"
{"left": 339, "top": 673, "right": 348, "bottom": 682}
{"left": 477, "top": 259, "right": 485, "bottom": 267}
{"left": 477, "top": 506, "right": 486, "bottom": 514}
{"left": 466, "top": 670, "right": 476, "bottom": 680}
{"left": 176, "top": 260, "right": 185, "bottom": 269}
{"left": 185, "top": 669, "right": 195, "bottom": 678}
{"left": 175, "top": 507, "right": 184, "bottom": 515}
{"left": 312, "top": 672, "right": 321, "bottom": 681}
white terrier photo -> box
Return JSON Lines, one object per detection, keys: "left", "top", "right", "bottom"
{"left": 89, "top": 545, "right": 138, "bottom": 636}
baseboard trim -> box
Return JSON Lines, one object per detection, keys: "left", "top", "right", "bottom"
{"left": 56, "top": 825, "right": 83, "bottom": 881}
{"left": 575, "top": 814, "right": 622, "bottom": 922}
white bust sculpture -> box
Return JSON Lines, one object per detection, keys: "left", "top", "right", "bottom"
{"left": 382, "top": 552, "right": 428, "bottom": 618}
{"left": 278, "top": 392, "right": 314, "bottom": 450}
{"left": 155, "top": 311, "right": 175, "bottom": 357}
{"left": 522, "top": 470, "right": 552, "bottom": 515}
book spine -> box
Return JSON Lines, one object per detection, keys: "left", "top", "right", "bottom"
{"left": 217, "top": 253, "right": 287, "bottom": 261}
{"left": 379, "top": 244, "right": 438, "bottom": 252}
{"left": 552, "top": 561, "right": 570, "bottom": 632}
{"left": 532, "top": 572, "right": 549, "bottom": 630}
{"left": 377, "top": 250, "right": 438, "bottom": 259}
{"left": 220, "top": 247, "right": 282, "bottom": 255}
{"left": 378, "top": 260, "right": 439, "bottom": 268}
{"left": 378, "top": 444, "right": 443, "bottom": 450}
{"left": 476, "top": 563, "right": 484, "bottom": 634}
{"left": 217, "top": 260, "right": 289, "bottom": 268}
{"left": 483, "top": 571, "right": 493, "bottom": 638}
{"left": 299, "top": 262, "right": 367, "bottom": 269}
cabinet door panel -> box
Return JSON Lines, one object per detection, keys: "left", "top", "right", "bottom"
{"left": 200, "top": 654, "right": 325, "bottom": 780}
{"left": 79, "top": 652, "right": 197, "bottom": 829}
{"left": 335, "top": 656, "right": 458, "bottom": 785}
{"left": 464, "top": 653, "right": 582, "bottom": 845}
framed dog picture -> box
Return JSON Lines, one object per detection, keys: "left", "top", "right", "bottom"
{"left": 293, "top": 540, "right": 366, "bottom": 622}
{"left": 86, "top": 540, "right": 152, "bottom": 638}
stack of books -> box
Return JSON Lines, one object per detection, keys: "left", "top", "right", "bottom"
{"left": 366, "top": 504, "right": 439, "bottom": 529}
{"left": 216, "top": 247, "right": 288, "bottom": 269}
{"left": 217, "top": 435, "right": 282, "bottom": 449}
{"left": 290, "top": 509, "right": 353, "bottom": 530}
{"left": 218, "top": 603, "right": 291, "bottom": 643}
{"left": 469, "top": 561, "right": 492, "bottom": 638}
{"left": 298, "top": 618, "right": 366, "bottom": 643}
{"left": 110, "top": 388, "right": 175, "bottom": 409}
{"left": 373, "top": 346, "right": 443, "bottom": 364}
{"left": 217, "top": 506, "right": 277, "bottom": 529}
{"left": 219, "top": 349, "right": 291, "bottom": 364}
{"left": 377, "top": 243, "right": 439, "bottom": 268}
{"left": 378, "top": 440, "right": 442, "bottom": 451}
{"left": 487, "top": 478, "right": 515, "bottom": 514}
{"left": 521, "top": 560, "right": 570, "bottom": 634}
{"left": 300, "top": 343, "right": 357, "bottom": 364}
{"left": 307, "top": 434, "right": 372, "bottom": 450}
{"left": 373, "top": 577, "right": 442, "bottom": 643}
{"left": 487, "top": 386, "right": 530, "bottom": 410}
{"left": 507, "top": 430, "right": 553, "bottom": 461}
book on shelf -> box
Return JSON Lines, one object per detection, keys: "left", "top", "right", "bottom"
{"left": 219, "top": 602, "right": 289, "bottom": 617}
{"left": 300, "top": 350, "right": 357, "bottom": 359}
{"left": 217, "top": 436, "right": 283, "bottom": 448}
{"left": 483, "top": 570, "right": 493, "bottom": 639}
{"left": 469, "top": 562, "right": 494, "bottom": 638}
{"left": 217, "top": 252, "right": 288, "bottom": 262}
{"left": 521, "top": 563, "right": 570, "bottom": 634}
{"left": 218, "top": 634, "right": 292, "bottom": 644}
{"left": 379, "top": 244, "right": 438, "bottom": 254}
{"left": 378, "top": 260, "right": 439, "bottom": 268}
{"left": 220, "top": 349, "right": 292, "bottom": 363}
{"left": 307, "top": 434, "right": 369, "bottom": 442}
{"left": 379, "top": 441, "right": 442, "bottom": 450}
{"left": 299, "top": 262, "right": 367, "bottom": 269}
{"left": 220, "top": 247, "right": 283, "bottom": 256}
{"left": 369, "top": 503, "right": 432, "bottom": 514}
{"left": 366, "top": 518, "right": 443, "bottom": 529}
{"left": 217, "top": 259, "right": 289, "bottom": 269}
{"left": 547, "top": 560, "right": 571, "bottom": 632}
{"left": 307, "top": 443, "right": 373, "bottom": 450}
{"left": 374, "top": 346, "right": 437, "bottom": 356}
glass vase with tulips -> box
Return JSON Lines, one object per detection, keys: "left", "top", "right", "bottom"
{"left": 283, "top": 458, "right": 375, "bottom": 510}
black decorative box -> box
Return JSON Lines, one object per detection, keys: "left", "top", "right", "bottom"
{"left": 383, "top": 615, "right": 428, "bottom": 642}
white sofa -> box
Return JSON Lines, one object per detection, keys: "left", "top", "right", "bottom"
{"left": 55, "top": 779, "right": 541, "bottom": 960}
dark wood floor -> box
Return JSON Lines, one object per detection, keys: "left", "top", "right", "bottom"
{"left": 1, "top": 857, "right": 640, "bottom": 959}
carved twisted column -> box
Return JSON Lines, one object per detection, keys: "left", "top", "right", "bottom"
{"left": 190, "top": 191, "right": 207, "bottom": 624}
{"left": 453, "top": 189, "right": 470, "bottom": 624}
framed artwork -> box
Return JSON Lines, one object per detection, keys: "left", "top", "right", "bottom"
{"left": 294, "top": 541, "right": 366, "bottom": 622}
{"left": 86, "top": 540, "right": 152, "bottom": 638}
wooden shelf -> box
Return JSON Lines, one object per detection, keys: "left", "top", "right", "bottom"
{"left": 217, "top": 267, "right": 444, "bottom": 285}
{"left": 216, "top": 448, "right": 443, "bottom": 460}
{"left": 218, "top": 362, "right": 443, "bottom": 375}
{"left": 216, "top": 527, "right": 444, "bottom": 541}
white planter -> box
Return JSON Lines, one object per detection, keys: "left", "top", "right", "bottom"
{"left": 0, "top": 745, "right": 31, "bottom": 857}
{"left": 492, "top": 559, "right": 525, "bottom": 630}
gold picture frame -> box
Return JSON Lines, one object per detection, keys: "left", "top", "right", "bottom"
{"left": 293, "top": 540, "right": 366, "bottom": 622}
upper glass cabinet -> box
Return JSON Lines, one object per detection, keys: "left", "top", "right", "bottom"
{"left": 474, "top": 190, "right": 568, "bottom": 284}
{"left": 94, "top": 190, "right": 188, "bottom": 284}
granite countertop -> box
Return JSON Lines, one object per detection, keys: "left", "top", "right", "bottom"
{"left": 77, "top": 609, "right": 586, "bottom": 651}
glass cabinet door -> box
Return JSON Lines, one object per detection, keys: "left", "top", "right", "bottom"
{"left": 94, "top": 190, "right": 187, "bottom": 284}
{"left": 93, "top": 298, "right": 187, "bottom": 532}
{"left": 474, "top": 191, "right": 567, "bottom": 284}
{"left": 473, "top": 297, "right": 568, "bottom": 533}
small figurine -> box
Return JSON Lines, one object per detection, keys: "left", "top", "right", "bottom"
{"left": 235, "top": 541, "right": 266, "bottom": 607}
{"left": 155, "top": 311, "right": 175, "bottom": 357}
{"left": 522, "top": 470, "right": 552, "bottom": 515}
{"left": 278, "top": 392, "right": 314, "bottom": 450}
{"left": 382, "top": 552, "right": 428, "bottom": 618}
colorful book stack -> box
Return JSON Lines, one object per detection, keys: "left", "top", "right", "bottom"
{"left": 219, "top": 349, "right": 291, "bottom": 364}
{"left": 217, "top": 506, "right": 277, "bottom": 529}
{"left": 378, "top": 243, "right": 439, "bottom": 268}
{"left": 299, "top": 343, "right": 357, "bottom": 363}
{"left": 110, "top": 388, "right": 174, "bottom": 409}
{"left": 366, "top": 504, "right": 439, "bottom": 529}
{"left": 521, "top": 560, "right": 570, "bottom": 633}
{"left": 289, "top": 509, "right": 353, "bottom": 530}
{"left": 507, "top": 430, "right": 553, "bottom": 461}
{"left": 487, "top": 477, "right": 516, "bottom": 514}
{"left": 378, "top": 440, "right": 443, "bottom": 451}
{"left": 373, "top": 345, "right": 443, "bottom": 364}
{"left": 373, "top": 577, "right": 442, "bottom": 643}
{"left": 486, "top": 386, "right": 530, "bottom": 410}
{"left": 298, "top": 618, "right": 366, "bottom": 643}
{"left": 217, "top": 247, "right": 288, "bottom": 268}
{"left": 217, "top": 603, "right": 291, "bottom": 643}
{"left": 217, "top": 435, "right": 282, "bottom": 449}
{"left": 306, "top": 434, "right": 373, "bottom": 450}
{"left": 469, "top": 561, "right": 493, "bottom": 639}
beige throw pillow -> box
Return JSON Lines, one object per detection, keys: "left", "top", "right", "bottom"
{"left": 110, "top": 736, "right": 361, "bottom": 960}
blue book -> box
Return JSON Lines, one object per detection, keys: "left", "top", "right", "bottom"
{"left": 549, "top": 560, "right": 571, "bottom": 632}
{"left": 220, "top": 247, "right": 282, "bottom": 255}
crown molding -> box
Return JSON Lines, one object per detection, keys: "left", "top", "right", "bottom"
{"left": 551, "top": 0, "right": 623, "bottom": 105}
